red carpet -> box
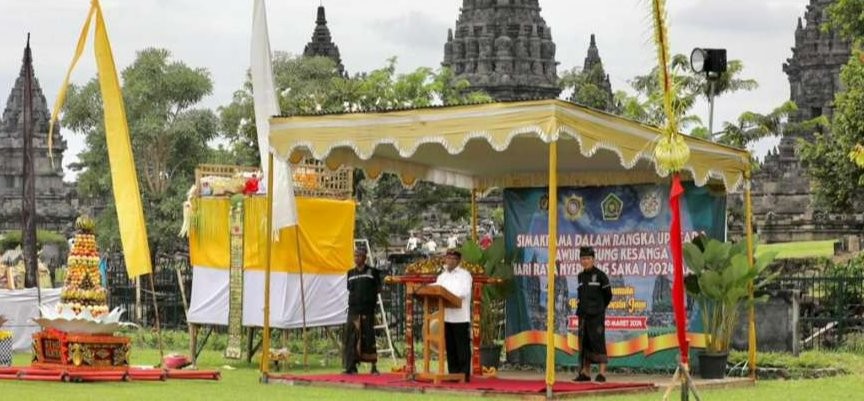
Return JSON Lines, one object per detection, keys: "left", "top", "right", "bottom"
{"left": 0, "top": 366, "right": 220, "bottom": 382}
{"left": 270, "top": 373, "right": 655, "bottom": 396}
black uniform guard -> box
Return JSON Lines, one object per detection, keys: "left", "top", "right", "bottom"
{"left": 343, "top": 249, "right": 381, "bottom": 375}
{"left": 574, "top": 246, "right": 613, "bottom": 382}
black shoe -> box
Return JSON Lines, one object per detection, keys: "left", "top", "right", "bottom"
{"left": 370, "top": 366, "right": 380, "bottom": 375}
{"left": 343, "top": 368, "right": 357, "bottom": 375}
{"left": 595, "top": 374, "right": 606, "bottom": 383}
{"left": 573, "top": 373, "right": 591, "bottom": 382}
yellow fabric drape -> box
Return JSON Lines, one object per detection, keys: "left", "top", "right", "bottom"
{"left": 189, "top": 197, "right": 355, "bottom": 274}
{"left": 48, "top": 6, "right": 94, "bottom": 160}
{"left": 50, "top": 0, "right": 152, "bottom": 278}
{"left": 188, "top": 199, "right": 230, "bottom": 268}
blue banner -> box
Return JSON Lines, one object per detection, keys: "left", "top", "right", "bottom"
{"left": 504, "top": 182, "right": 725, "bottom": 368}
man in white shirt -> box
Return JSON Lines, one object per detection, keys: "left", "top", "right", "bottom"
{"left": 446, "top": 233, "right": 459, "bottom": 249}
{"left": 433, "top": 248, "right": 473, "bottom": 382}
{"left": 423, "top": 238, "right": 438, "bottom": 255}
{"left": 406, "top": 233, "right": 420, "bottom": 253}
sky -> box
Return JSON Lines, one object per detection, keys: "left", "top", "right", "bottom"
{"left": 0, "top": 0, "right": 811, "bottom": 182}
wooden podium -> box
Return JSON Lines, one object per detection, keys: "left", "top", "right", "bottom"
{"left": 414, "top": 285, "right": 465, "bottom": 384}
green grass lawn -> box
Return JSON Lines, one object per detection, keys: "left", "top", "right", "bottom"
{"left": 758, "top": 240, "right": 837, "bottom": 259}
{"left": 4, "top": 349, "right": 864, "bottom": 401}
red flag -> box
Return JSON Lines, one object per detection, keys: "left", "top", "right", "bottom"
{"left": 669, "top": 173, "right": 688, "bottom": 364}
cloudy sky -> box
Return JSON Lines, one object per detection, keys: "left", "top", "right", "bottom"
{"left": 0, "top": 0, "right": 811, "bottom": 181}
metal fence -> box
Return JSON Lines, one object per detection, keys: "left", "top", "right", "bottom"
{"left": 774, "top": 273, "right": 864, "bottom": 351}
{"left": 104, "top": 253, "right": 193, "bottom": 329}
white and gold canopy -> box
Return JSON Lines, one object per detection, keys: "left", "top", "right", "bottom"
{"left": 269, "top": 99, "right": 750, "bottom": 192}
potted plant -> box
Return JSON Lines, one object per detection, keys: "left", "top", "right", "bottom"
{"left": 459, "top": 237, "right": 513, "bottom": 371}
{"left": 682, "top": 234, "right": 778, "bottom": 379}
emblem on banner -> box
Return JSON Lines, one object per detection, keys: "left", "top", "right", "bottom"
{"left": 539, "top": 194, "right": 549, "bottom": 212}
{"left": 563, "top": 194, "right": 584, "bottom": 221}
{"left": 639, "top": 190, "right": 662, "bottom": 218}
{"left": 601, "top": 193, "right": 623, "bottom": 221}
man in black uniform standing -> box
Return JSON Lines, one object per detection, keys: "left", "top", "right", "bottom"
{"left": 343, "top": 248, "right": 381, "bottom": 375}
{"left": 573, "top": 246, "right": 613, "bottom": 382}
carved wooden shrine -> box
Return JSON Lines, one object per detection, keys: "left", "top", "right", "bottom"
{"left": 32, "top": 330, "right": 130, "bottom": 371}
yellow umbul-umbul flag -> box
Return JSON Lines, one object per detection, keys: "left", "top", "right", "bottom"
{"left": 49, "top": 0, "right": 152, "bottom": 278}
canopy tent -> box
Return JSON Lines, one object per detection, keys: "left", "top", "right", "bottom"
{"left": 269, "top": 99, "right": 748, "bottom": 192}
{"left": 266, "top": 98, "right": 756, "bottom": 391}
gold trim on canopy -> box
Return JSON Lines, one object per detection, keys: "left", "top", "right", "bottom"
{"left": 270, "top": 99, "right": 750, "bottom": 193}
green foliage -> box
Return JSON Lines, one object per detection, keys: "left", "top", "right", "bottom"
{"left": 559, "top": 64, "right": 615, "bottom": 112}
{"left": 459, "top": 237, "right": 514, "bottom": 345}
{"left": 63, "top": 48, "right": 219, "bottom": 255}
{"left": 800, "top": 50, "right": 864, "bottom": 211}
{"left": 354, "top": 173, "right": 470, "bottom": 251}
{"left": 219, "top": 54, "right": 491, "bottom": 165}
{"left": 822, "top": 253, "right": 864, "bottom": 314}
{"left": 616, "top": 54, "right": 757, "bottom": 131}
{"left": 219, "top": 54, "right": 483, "bottom": 246}
{"left": 0, "top": 230, "right": 68, "bottom": 253}
{"left": 826, "top": 0, "right": 864, "bottom": 43}
{"left": 683, "top": 234, "right": 778, "bottom": 354}
{"left": 715, "top": 101, "right": 798, "bottom": 148}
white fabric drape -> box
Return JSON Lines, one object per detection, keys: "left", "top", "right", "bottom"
{"left": 0, "top": 288, "right": 61, "bottom": 350}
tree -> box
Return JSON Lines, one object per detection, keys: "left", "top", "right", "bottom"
{"left": 616, "top": 54, "right": 758, "bottom": 131}
{"left": 559, "top": 64, "right": 616, "bottom": 112}
{"left": 801, "top": 50, "right": 864, "bottom": 211}
{"left": 63, "top": 48, "right": 218, "bottom": 255}
{"left": 826, "top": 0, "right": 864, "bottom": 42}
{"left": 714, "top": 101, "right": 798, "bottom": 148}
{"left": 220, "top": 54, "right": 488, "bottom": 250}
{"left": 219, "top": 54, "right": 489, "bottom": 165}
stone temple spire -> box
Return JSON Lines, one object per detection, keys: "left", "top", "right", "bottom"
{"left": 583, "top": 34, "right": 601, "bottom": 71}
{"left": 783, "top": 0, "right": 851, "bottom": 126}
{"left": 1, "top": 45, "right": 54, "bottom": 136}
{"left": 442, "top": 0, "right": 561, "bottom": 101}
{"left": 0, "top": 41, "right": 76, "bottom": 232}
{"left": 570, "top": 34, "right": 614, "bottom": 111}
{"left": 303, "top": 4, "right": 345, "bottom": 75}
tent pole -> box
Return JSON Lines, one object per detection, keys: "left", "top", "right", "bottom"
{"left": 545, "top": 140, "right": 558, "bottom": 398}
{"left": 471, "top": 188, "right": 478, "bottom": 242}
{"left": 744, "top": 170, "right": 756, "bottom": 379}
{"left": 261, "top": 152, "right": 275, "bottom": 380}
{"left": 294, "top": 231, "right": 309, "bottom": 370}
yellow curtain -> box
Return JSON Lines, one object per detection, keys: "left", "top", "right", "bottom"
{"left": 189, "top": 197, "right": 355, "bottom": 274}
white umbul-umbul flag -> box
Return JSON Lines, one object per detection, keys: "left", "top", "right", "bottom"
{"left": 251, "top": 0, "right": 297, "bottom": 231}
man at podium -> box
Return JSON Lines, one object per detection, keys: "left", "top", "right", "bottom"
{"left": 432, "top": 249, "right": 473, "bottom": 382}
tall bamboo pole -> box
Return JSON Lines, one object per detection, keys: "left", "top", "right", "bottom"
{"left": 744, "top": 170, "right": 757, "bottom": 379}
{"left": 261, "top": 153, "right": 275, "bottom": 378}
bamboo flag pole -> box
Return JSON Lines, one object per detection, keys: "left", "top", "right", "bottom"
{"left": 21, "top": 34, "right": 41, "bottom": 308}
{"left": 744, "top": 171, "right": 757, "bottom": 379}
{"left": 471, "top": 188, "right": 478, "bottom": 242}
{"left": 261, "top": 153, "right": 275, "bottom": 378}
{"left": 148, "top": 272, "right": 165, "bottom": 364}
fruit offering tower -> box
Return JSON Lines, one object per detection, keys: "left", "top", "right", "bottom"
{"left": 58, "top": 216, "right": 108, "bottom": 318}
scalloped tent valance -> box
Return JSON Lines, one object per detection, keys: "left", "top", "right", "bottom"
{"left": 268, "top": 99, "right": 750, "bottom": 193}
